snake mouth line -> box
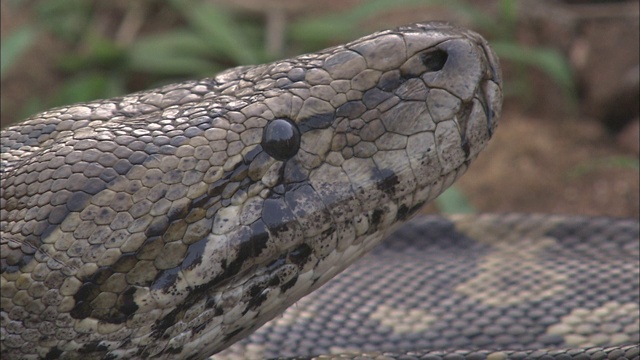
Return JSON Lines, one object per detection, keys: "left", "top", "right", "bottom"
{"left": 479, "top": 42, "right": 503, "bottom": 138}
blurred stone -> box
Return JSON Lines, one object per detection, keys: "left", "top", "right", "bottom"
{"left": 520, "top": 0, "right": 639, "bottom": 127}
{"left": 617, "top": 118, "right": 640, "bottom": 156}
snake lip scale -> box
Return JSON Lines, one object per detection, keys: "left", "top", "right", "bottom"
{"left": 2, "top": 21, "right": 506, "bottom": 359}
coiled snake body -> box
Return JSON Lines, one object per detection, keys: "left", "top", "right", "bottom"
{"left": 0, "top": 23, "right": 637, "bottom": 360}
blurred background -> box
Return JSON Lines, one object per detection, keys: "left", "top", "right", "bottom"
{"left": 1, "top": 0, "right": 638, "bottom": 218}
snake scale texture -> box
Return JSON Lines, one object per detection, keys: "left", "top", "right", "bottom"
{"left": 0, "top": 22, "right": 637, "bottom": 360}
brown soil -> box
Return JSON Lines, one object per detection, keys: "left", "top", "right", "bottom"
{"left": 422, "top": 106, "right": 640, "bottom": 218}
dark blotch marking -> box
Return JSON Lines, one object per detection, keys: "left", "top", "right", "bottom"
{"left": 167, "top": 204, "right": 189, "bottom": 222}
{"left": 456, "top": 101, "right": 473, "bottom": 158}
{"left": 221, "top": 225, "right": 270, "bottom": 283}
{"left": 83, "top": 178, "right": 107, "bottom": 195}
{"left": 477, "top": 85, "right": 495, "bottom": 137}
{"left": 377, "top": 70, "right": 402, "bottom": 92}
{"left": 70, "top": 281, "right": 101, "bottom": 319}
{"left": 246, "top": 284, "right": 268, "bottom": 311}
{"left": 115, "top": 286, "right": 139, "bottom": 322}
{"left": 78, "top": 340, "right": 108, "bottom": 354}
{"left": 280, "top": 274, "right": 299, "bottom": 293}
{"left": 2, "top": 250, "right": 33, "bottom": 274}
{"left": 288, "top": 243, "right": 313, "bottom": 268}
{"left": 150, "top": 267, "right": 181, "bottom": 291}
{"left": 336, "top": 101, "right": 366, "bottom": 119}
{"left": 396, "top": 202, "right": 428, "bottom": 223}
{"left": 262, "top": 197, "right": 297, "bottom": 235}
{"left": 166, "top": 346, "right": 185, "bottom": 354}
{"left": 249, "top": 220, "right": 270, "bottom": 249}
{"left": 41, "top": 123, "right": 57, "bottom": 134}
{"left": 191, "top": 192, "right": 209, "bottom": 209}
{"left": 208, "top": 178, "right": 227, "bottom": 198}
{"left": 113, "top": 159, "right": 133, "bottom": 175}
{"left": 363, "top": 88, "right": 393, "bottom": 109}
{"left": 69, "top": 301, "right": 92, "bottom": 319}
{"left": 150, "top": 236, "right": 207, "bottom": 291}
{"left": 297, "top": 112, "right": 335, "bottom": 133}
{"left": 111, "top": 253, "right": 138, "bottom": 272}
{"left": 461, "top": 139, "right": 470, "bottom": 158}
{"left": 169, "top": 136, "right": 188, "bottom": 147}
{"left": 151, "top": 292, "right": 187, "bottom": 337}
{"left": 48, "top": 205, "right": 69, "bottom": 225}
{"left": 74, "top": 282, "right": 101, "bottom": 303}
{"left": 371, "top": 209, "right": 384, "bottom": 226}
{"left": 230, "top": 164, "right": 249, "bottom": 182}
{"left": 405, "top": 201, "right": 426, "bottom": 219}
{"left": 99, "top": 168, "right": 119, "bottom": 183}
{"left": 283, "top": 159, "right": 308, "bottom": 184}
{"left": 145, "top": 217, "right": 170, "bottom": 237}
{"left": 397, "top": 204, "right": 411, "bottom": 221}
{"left": 207, "top": 109, "right": 226, "bottom": 118}
{"left": 136, "top": 236, "right": 164, "bottom": 260}
{"left": 243, "top": 145, "right": 263, "bottom": 163}
{"left": 90, "top": 266, "right": 114, "bottom": 286}
{"left": 273, "top": 184, "right": 286, "bottom": 195}
{"left": 223, "top": 327, "right": 245, "bottom": 343}
{"left": 285, "top": 183, "right": 330, "bottom": 223}
{"left": 152, "top": 277, "right": 234, "bottom": 340}
{"left": 2, "top": 236, "right": 34, "bottom": 274}
{"left": 128, "top": 151, "right": 147, "bottom": 164}
{"left": 164, "top": 169, "right": 183, "bottom": 183}
{"left": 181, "top": 236, "right": 209, "bottom": 271}
{"left": 44, "top": 347, "right": 63, "bottom": 360}
{"left": 66, "top": 192, "right": 92, "bottom": 212}
{"left": 192, "top": 321, "right": 212, "bottom": 337}
{"left": 374, "top": 168, "right": 399, "bottom": 194}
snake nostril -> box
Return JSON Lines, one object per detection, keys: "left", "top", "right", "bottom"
{"left": 420, "top": 49, "right": 448, "bottom": 72}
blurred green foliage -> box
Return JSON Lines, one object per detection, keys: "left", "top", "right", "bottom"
{"left": 1, "top": 0, "right": 577, "bottom": 214}
{"left": 569, "top": 156, "right": 640, "bottom": 178}
{"left": 1, "top": 26, "right": 36, "bottom": 79}
{"left": 2, "top": 0, "right": 575, "bottom": 115}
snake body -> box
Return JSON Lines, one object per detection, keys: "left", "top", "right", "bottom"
{"left": 219, "top": 214, "right": 639, "bottom": 359}
{"left": 0, "top": 22, "right": 636, "bottom": 360}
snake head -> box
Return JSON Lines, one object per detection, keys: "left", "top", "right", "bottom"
{"left": 197, "top": 21, "right": 503, "bottom": 355}
{"left": 0, "top": 21, "right": 502, "bottom": 359}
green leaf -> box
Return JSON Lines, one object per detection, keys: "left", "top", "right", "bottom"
{"left": 1, "top": 26, "right": 37, "bottom": 79}
{"left": 17, "top": 96, "right": 46, "bottom": 122}
{"left": 128, "top": 30, "right": 221, "bottom": 75}
{"left": 58, "top": 35, "right": 126, "bottom": 71}
{"left": 569, "top": 156, "right": 640, "bottom": 178}
{"left": 435, "top": 186, "right": 476, "bottom": 214}
{"left": 51, "top": 73, "right": 117, "bottom": 107}
{"left": 128, "top": 53, "right": 218, "bottom": 76}
{"left": 291, "top": 0, "right": 432, "bottom": 48}
{"left": 169, "top": 0, "right": 263, "bottom": 65}
{"left": 132, "top": 31, "right": 212, "bottom": 58}
{"left": 491, "top": 41, "right": 576, "bottom": 96}
{"left": 34, "top": 0, "right": 92, "bottom": 42}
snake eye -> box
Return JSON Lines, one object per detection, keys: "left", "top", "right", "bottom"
{"left": 262, "top": 118, "right": 301, "bottom": 161}
{"left": 420, "top": 49, "right": 448, "bottom": 72}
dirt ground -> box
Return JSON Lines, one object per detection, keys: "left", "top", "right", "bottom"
{"left": 422, "top": 106, "right": 640, "bottom": 219}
